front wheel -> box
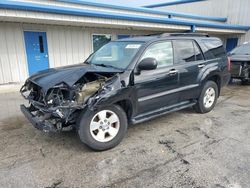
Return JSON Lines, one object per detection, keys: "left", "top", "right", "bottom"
{"left": 194, "top": 81, "right": 218, "bottom": 113}
{"left": 77, "top": 105, "right": 128, "bottom": 151}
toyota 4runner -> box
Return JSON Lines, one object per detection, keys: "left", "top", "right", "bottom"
{"left": 20, "top": 33, "right": 230, "bottom": 151}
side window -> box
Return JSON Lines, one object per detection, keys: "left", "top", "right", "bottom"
{"left": 92, "top": 34, "right": 111, "bottom": 52}
{"left": 39, "top": 35, "right": 44, "bottom": 53}
{"left": 201, "top": 39, "right": 226, "bottom": 59}
{"left": 174, "top": 40, "right": 195, "bottom": 63}
{"left": 141, "top": 41, "right": 173, "bottom": 68}
{"left": 193, "top": 42, "right": 204, "bottom": 61}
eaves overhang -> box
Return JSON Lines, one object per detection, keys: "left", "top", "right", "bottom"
{"left": 0, "top": 0, "right": 249, "bottom": 31}
{"left": 143, "top": 0, "right": 206, "bottom": 8}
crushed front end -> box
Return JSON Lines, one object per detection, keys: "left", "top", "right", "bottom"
{"left": 20, "top": 73, "right": 111, "bottom": 132}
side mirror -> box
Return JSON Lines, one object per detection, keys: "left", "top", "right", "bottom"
{"left": 138, "top": 58, "right": 158, "bottom": 71}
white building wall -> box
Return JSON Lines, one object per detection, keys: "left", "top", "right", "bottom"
{"left": 0, "top": 23, "right": 28, "bottom": 84}
{"left": 0, "top": 0, "right": 249, "bottom": 84}
{"left": 156, "top": 0, "right": 250, "bottom": 44}
{"left": 0, "top": 22, "right": 150, "bottom": 84}
{"left": 16, "top": 0, "right": 169, "bottom": 19}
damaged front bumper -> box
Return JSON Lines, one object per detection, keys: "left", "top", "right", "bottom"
{"left": 20, "top": 73, "right": 123, "bottom": 133}
{"left": 20, "top": 104, "right": 58, "bottom": 132}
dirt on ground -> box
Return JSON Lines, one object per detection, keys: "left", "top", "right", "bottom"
{"left": 0, "top": 82, "right": 249, "bottom": 188}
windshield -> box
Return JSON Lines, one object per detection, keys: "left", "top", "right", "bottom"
{"left": 230, "top": 43, "right": 250, "bottom": 55}
{"left": 87, "top": 41, "right": 143, "bottom": 69}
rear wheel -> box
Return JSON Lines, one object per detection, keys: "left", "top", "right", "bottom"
{"left": 77, "top": 105, "right": 128, "bottom": 151}
{"left": 194, "top": 81, "right": 218, "bottom": 113}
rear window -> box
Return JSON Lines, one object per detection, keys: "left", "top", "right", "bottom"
{"left": 201, "top": 39, "right": 226, "bottom": 59}
{"left": 230, "top": 43, "right": 250, "bottom": 55}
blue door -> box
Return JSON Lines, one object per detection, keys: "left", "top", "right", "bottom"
{"left": 226, "top": 38, "right": 238, "bottom": 52}
{"left": 117, "top": 35, "right": 130, "bottom": 39}
{"left": 24, "top": 31, "right": 49, "bottom": 75}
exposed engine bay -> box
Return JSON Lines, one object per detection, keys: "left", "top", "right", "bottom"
{"left": 20, "top": 72, "right": 119, "bottom": 132}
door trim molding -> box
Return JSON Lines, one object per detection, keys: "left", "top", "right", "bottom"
{"left": 138, "top": 84, "right": 199, "bottom": 102}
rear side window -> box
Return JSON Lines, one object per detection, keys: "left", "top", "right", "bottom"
{"left": 201, "top": 39, "right": 226, "bottom": 59}
{"left": 174, "top": 40, "right": 195, "bottom": 63}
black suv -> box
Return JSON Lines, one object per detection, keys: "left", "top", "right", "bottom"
{"left": 20, "top": 33, "right": 230, "bottom": 151}
{"left": 228, "top": 42, "right": 250, "bottom": 84}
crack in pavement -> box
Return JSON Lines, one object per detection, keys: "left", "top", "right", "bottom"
{"left": 103, "top": 155, "right": 184, "bottom": 188}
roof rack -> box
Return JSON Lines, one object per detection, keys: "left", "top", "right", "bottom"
{"left": 160, "top": 33, "right": 210, "bottom": 37}
{"left": 131, "top": 32, "right": 210, "bottom": 38}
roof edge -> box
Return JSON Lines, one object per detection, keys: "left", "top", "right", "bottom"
{"left": 0, "top": 0, "right": 248, "bottom": 31}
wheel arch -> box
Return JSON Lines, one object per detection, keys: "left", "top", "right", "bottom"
{"left": 201, "top": 73, "right": 222, "bottom": 97}
{"left": 115, "top": 99, "right": 134, "bottom": 123}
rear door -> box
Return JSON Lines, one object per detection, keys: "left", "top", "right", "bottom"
{"left": 173, "top": 40, "right": 204, "bottom": 101}
{"left": 134, "top": 40, "right": 179, "bottom": 115}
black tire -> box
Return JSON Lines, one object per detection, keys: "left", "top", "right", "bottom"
{"left": 194, "top": 81, "right": 218, "bottom": 114}
{"left": 229, "top": 77, "right": 233, "bottom": 84}
{"left": 77, "top": 105, "right": 128, "bottom": 151}
{"left": 241, "top": 79, "right": 249, "bottom": 85}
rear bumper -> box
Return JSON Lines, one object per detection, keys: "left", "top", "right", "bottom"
{"left": 20, "top": 104, "right": 57, "bottom": 132}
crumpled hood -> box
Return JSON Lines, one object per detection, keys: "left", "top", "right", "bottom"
{"left": 28, "top": 63, "right": 123, "bottom": 92}
{"left": 230, "top": 54, "right": 250, "bottom": 62}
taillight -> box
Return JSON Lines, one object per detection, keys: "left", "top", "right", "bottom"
{"left": 227, "top": 57, "right": 231, "bottom": 71}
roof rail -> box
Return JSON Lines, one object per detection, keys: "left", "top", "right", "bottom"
{"left": 160, "top": 33, "right": 210, "bottom": 37}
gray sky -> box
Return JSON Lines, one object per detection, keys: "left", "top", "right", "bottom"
{"left": 87, "top": 0, "right": 171, "bottom": 7}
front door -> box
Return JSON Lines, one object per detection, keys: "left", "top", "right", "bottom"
{"left": 24, "top": 31, "right": 49, "bottom": 75}
{"left": 134, "top": 41, "right": 179, "bottom": 115}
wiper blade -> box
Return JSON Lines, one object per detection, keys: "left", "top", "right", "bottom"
{"left": 84, "top": 59, "right": 92, "bottom": 64}
{"left": 94, "top": 64, "right": 123, "bottom": 70}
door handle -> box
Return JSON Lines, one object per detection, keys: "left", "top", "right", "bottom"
{"left": 198, "top": 64, "right": 205, "bottom": 68}
{"left": 169, "top": 69, "right": 178, "bottom": 75}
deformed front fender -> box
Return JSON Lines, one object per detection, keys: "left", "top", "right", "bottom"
{"left": 86, "top": 74, "right": 135, "bottom": 111}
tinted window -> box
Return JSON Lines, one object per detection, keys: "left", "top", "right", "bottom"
{"left": 194, "top": 42, "right": 204, "bottom": 61}
{"left": 202, "top": 39, "right": 226, "bottom": 59}
{"left": 141, "top": 41, "right": 173, "bottom": 68}
{"left": 174, "top": 40, "right": 195, "bottom": 63}
{"left": 230, "top": 43, "right": 250, "bottom": 55}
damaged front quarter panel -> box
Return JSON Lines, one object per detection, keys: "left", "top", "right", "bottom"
{"left": 87, "top": 74, "right": 123, "bottom": 110}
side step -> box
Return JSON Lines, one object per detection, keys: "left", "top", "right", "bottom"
{"left": 131, "top": 100, "right": 196, "bottom": 125}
